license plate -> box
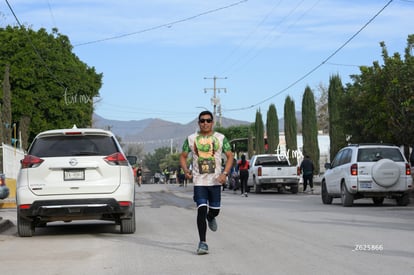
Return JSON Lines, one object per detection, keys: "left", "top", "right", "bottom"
{"left": 360, "top": 182, "right": 372, "bottom": 188}
{"left": 64, "top": 169, "right": 85, "bottom": 181}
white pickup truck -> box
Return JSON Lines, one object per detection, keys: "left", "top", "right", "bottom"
{"left": 247, "top": 154, "right": 300, "bottom": 194}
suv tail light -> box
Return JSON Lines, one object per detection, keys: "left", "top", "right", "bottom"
{"left": 21, "top": 155, "right": 44, "bottom": 168}
{"left": 406, "top": 163, "right": 411, "bottom": 176}
{"left": 257, "top": 167, "right": 262, "bottom": 177}
{"left": 104, "top": 152, "right": 129, "bottom": 166}
{"left": 19, "top": 204, "right": 31, "bottom": 210}
{"left": 350, "top": 163, "right": 358, "bottom": 176}
{"left": 119, "top": 201, "right": 132, "bottom": 207}
{"left": 297, "top": 166, "right": 301, "bottom": 175}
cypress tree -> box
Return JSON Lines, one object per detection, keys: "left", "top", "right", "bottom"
{"left": 302, "top": 86, "right": 320, "bottom": 174}
{"left": 284, "top": 96, "right": 298, "bottom": 165}
{"left": 266, "top": 104, "right": 279, "bottom": 154}
{"left": 328, "top": 74, "right": 346, "bottom": 161}
{"left": 254, "top": 109, "right": 265, "bottom": 154}
{"left": 248, "top": 128, "right": 254, "bottom": 158}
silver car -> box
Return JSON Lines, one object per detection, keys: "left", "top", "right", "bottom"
{"left": 16, "top": 127, "right": 136, "bottom": 237}
{"left": 322, "top": 144, "right": 412, "bottom": 207}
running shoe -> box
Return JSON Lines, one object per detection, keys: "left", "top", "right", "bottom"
{"left": 207, "top": 217, "right": 217, "bottom": 232}
{"left": 197, "top": 242, "right": 209, "bottom": 255}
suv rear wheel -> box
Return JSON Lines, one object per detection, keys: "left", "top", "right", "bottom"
{"left": 341, "top": 183, "right": 354, "bottom": 207}
{"left": 396, "top": 193, "right": 410, "bottom": 206}
{"left": 120, "top": 207, "right": 136, "bottom": 234}
{"left": 17, "top": 212, "right": 34, "bottom": 237}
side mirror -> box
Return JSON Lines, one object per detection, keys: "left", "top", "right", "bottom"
{"left": 126, "top": 156, "right": 137, "bottom": 165}
{"left": 324, "top": 163, "right": 331, "bottom": 169}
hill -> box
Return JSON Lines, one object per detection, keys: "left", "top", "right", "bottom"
{"left": 92, "top": 114, "right": 251, "bottom": 153}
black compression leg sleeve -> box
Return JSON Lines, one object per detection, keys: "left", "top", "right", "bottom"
{"left": 197, "top": 206, "right": 208, "bottom": 242}
{"left": 207, "top": 208, "right": 220, "bottom": 221}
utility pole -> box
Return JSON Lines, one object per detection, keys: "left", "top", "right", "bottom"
{"left": 204, "top": 76, "right": 227, "bottom": 126}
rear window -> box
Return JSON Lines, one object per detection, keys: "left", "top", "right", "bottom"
{"left": 357, "top": 148, "right": 404, "bottom": 162}
{"left": 255, "top": 156, "right": 289, "bottom": 167}
{"left": 29, "top": 135, "right": 119, "bottom": 157}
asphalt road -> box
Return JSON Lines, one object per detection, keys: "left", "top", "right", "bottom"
{"left": 0, "top": 184, "right": 413, "bottom": 275}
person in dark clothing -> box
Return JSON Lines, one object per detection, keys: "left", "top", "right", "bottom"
{"left": 300, "top": 155, "right": 314, "bottom": 192}
{"left": 237, "top": 154, "right": 250, "bottom": 197}
{"left": 136, "top": 166, "right": 142, "bottom": 186}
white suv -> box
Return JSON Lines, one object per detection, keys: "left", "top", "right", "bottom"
{"left": 16, "top": 127, "right": 136, "bottom": 237}
{"left": 322, "top": 144, "right": 412, "bottom": 207}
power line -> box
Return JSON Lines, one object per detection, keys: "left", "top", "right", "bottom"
{"left": 74, "top": 0, "right": 248, "bottom": 47}
{"left": 224, "top": 0, "right": 394, "bottom": 113}
{"left": 221, "top": 0, "right": 313, "bottom": 76}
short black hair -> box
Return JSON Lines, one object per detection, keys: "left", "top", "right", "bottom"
{"left": 198, "top": 110, "right": 213, "bottom": 121}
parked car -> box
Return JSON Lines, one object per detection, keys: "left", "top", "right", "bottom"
{"left": 16, "top": 126, "right": 136, "bottom": 237}
{"left": 0, "top": 173, "right": 10, "bottom": 200}
{"left": 322, "top": 144, "right": 412, "bottom": 207}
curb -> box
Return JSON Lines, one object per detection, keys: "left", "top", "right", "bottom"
{"left": 0, "top": 217, "right": 13, "bottom": 233}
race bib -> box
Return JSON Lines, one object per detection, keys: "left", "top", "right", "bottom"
{"left": 198, "top": 159, "right": 216, "bottom": 174}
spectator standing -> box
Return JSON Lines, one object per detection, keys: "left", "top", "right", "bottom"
{"left": 163, "top": 168, "right": 170, "bottom": 184}
{"left": 180, "top": 110, "right": 233, "bottom": 255}
{"left": 300, "top": 155, "right": 315, "bottom": 193}
{"left": 136, "top": 166, "right": 142, "bottom": 187}
{"left": 229, "top": 158, "right": 239, "bottom": 192}
{"left": 237, "top": 154, "right": 250, "bottom": 197}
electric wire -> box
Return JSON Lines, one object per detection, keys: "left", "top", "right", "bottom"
{"left": 223, "top": 0, "right": 321, "bottom": 77}
{"left": 221, "top": 0, "right": 307, "bottom": 76}
{"left": 73, "top": 0, "right": 248, "bottom": 47}
{"left": 217, "top": 0, "right": 283, "bottom": 75}
{"left": 223, "top": 0, "right": 394, "bottom": 112}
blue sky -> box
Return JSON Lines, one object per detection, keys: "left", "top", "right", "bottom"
{"left": 2, "top": 0, "right": 413, "bottom": 124}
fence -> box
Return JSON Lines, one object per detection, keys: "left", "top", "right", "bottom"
{"left": 0, "top": 143, "right": 24, "bottom": 208}
{"left": 1, "top": 143, "right": 24, "bottom": 179}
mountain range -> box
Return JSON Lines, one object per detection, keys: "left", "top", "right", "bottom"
{"left": 92, "top": 114, "right": 252, "bottom": 153}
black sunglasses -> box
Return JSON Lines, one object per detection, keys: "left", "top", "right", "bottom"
{"left": 199, "top": 118, "right": 213, "bottom": 123}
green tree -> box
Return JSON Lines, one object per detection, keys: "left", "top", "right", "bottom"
{"left": 328, "top": 74, "right": 346, "bottom": 161}
{"left": 0, "top": 26, "right": 102, "bottom": 143}
{"left": 316, "top": 83, "right": 329, "bottom": 134}
{"left": 301, "top": 86, "right": 320, "bottom": 174}
{"left": 254, "top": 109, "right": 265, "bottom": 154}
{"left": 214, "top": 124, "right": 251, "bottom": 155}
{"left": 248, "top": 128, "right": 254, "bottom": 158}
{"left": 266, "top": 104, "right": 279, "bottom": 154}
{"left": 143, "top": 147, "right": 170, "bottom": 174}
{"left": 160, "top": 153, "right": 181, "bottom": 173}
{"left": 284, "top": 96, "right": 298, "bottom": 165}
{"left": 343, "top": 34, "right": 414, "bottom": 157}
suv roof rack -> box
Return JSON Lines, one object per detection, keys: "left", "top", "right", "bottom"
{"left": 348, "top": 143, "right": 397, "bottom": 147}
